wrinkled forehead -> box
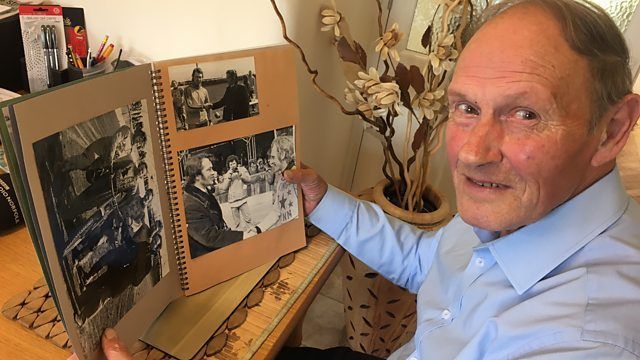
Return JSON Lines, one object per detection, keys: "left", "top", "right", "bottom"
{"left": 452, "top": 4, "right": 590, "bottom": 100}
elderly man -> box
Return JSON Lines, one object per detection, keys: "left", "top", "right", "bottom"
{"left": 90, "top": 0, "right": 640, "bottom": 359}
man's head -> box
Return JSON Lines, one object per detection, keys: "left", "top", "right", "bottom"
{"left": 192, "top": 67, "right": 204, "bottom": 87}
{"left": 125, "top": 196, "right": 146, "bottom": 227}
{"left": 446, "top": 0, "right": 640, "bottom": 233}
{"left": 226, "top": 70, "right": 238, "bottom": 85}
{"left": 185, "top": 155, "right": 216, "bottom": 188}
{"left": 143, "top": 189, "right": 153, "bottom": 205}
{"left": 171, "top": 80, "right": 178, "bottom": 88}
{"left": 132, "top": 129, "right": 147, "bottom": 149}
{"left": 269, "top": 135, "right": 295, "bottom": 172}
{"left": 135, "top": 161, "right": 148, "bottom": 178}
{"left": 226, "top": 154, "right": 239, "bottom": 171}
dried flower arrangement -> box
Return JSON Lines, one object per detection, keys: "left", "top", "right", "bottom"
{"left": 270, "top": 0, "right": 483, "bottom": 212}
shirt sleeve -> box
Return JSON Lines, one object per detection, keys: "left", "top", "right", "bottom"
{"left": 308, "top": 185, "right": 443, "bottom": 293}
{"left": 506, "top": 340, "right": 640, "bottom": 359}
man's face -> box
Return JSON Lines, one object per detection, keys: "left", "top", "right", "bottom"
{"left": 228, "top": 160, "right": 238, "bottom": 171}
{"left": 192, "top": 72, "right": 203, "bottom": 87}
{"left": 197, "top": 158, "right": 216, "bottom": 187}
{"left": 445, "top": 5, "right": 603, "bottom": 233}
{"left": 268, "top": 146, "right": 287, "bottom": 172}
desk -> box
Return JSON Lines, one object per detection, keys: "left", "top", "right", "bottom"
{"left": 0, "top": 226, "right": 344, "bottom": 359}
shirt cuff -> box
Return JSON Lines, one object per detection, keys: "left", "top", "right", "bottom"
{"left": 308, "top": 185, "right": 357, "bottom": 240}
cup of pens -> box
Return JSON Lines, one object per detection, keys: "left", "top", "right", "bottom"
{"left": 66, "top": 38, "right": 114, "bottom": 82}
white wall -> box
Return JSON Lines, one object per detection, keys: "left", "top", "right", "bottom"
{"left": 53, "top": 0, "right": 382, "bottom": 190}
{"left": 623, "top": 1, "right": 640, "bottom": 79}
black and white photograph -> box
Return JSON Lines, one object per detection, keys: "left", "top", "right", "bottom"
{"left": 32, "top": 100, "right": 168, "bottom": 353}
{"left": 169, "top": 56, "right": 259, "bottom": 131}
{"left": 178, "top": 126, "right": 298, "bottom": 259}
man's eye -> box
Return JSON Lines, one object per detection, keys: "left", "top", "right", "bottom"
{"left": 515, "top": 109, "right": 538, "bottom": 121}
{"left": 456, "top": 103, "right": 479, "bottom": 115}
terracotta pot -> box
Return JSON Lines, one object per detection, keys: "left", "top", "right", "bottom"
{"left": 341, "top": 180, "right": 451, "bottom": 357}
{"left": 372, "top": 178, "right": 451, "bottom": 229}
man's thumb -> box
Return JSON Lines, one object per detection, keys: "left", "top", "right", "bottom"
{"left": 102, "top": 328, "right": 132, "bottom": 360}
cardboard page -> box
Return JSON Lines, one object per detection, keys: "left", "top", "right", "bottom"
{"left": 8, "top": 65, "right": 182, "bottom": 359}
{"left": 143, "top": 260, "right": 274, "bottom": 359}
{"left": 153, "top": 45, "right": 306, "bottom": 294}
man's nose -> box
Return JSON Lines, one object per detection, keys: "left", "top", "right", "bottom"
{"left": 457, "top": 117, "right": 503, "bottom": 166}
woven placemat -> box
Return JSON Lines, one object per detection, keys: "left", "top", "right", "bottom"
{"left": 2, "top": 230, "right": 337, "bottom": 360}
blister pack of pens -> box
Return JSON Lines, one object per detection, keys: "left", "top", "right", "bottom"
{"left": 18, "top": 5, "right": 67, "bottom": 92}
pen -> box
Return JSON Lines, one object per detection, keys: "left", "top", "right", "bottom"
{"left": 65, "top": 47, "right": 75, "bottom": 66}
{"left": 97, "top": 44, "right": 114, "bottom": 63}
{"left": 67, "top": 46, "right": 78, "bottom": 67}
{"left": 72, "top": 46, "right": 84, "bottom": 69}
{"left": 45, "top": 26, "right": 55, "bottom": 72}
{"left": 40, "top": 25, "right": 51, "bottom": 87}
{"left": 113, "top": 48, "right": 123, "bottom": 71}
{"left": 86, "top": 47, "right": 92, "bottom": 69}
{"left": 95, "top": 35, "right": 109, "bottom": 59}
{"left": 49, "top": 25, "right": 60, "bottom": 71}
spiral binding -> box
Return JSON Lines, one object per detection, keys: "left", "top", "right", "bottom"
{"left": 151, "top": 68, "right": 190, "bottom": 291}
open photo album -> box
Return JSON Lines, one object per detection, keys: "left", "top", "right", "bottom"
{"left": 0, "top": 45, "right": 305, "bottom": 360}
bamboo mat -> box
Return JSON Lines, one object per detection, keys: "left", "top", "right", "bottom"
{"left": 2, "top": 233, "right": 340, "bottom": 359}
{"left": 214, "top": 233, "right": 338, "bottom": 360}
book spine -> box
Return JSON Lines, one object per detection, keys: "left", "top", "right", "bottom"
{"left": 151, "top": 68, "right": 189, "bottom": 292}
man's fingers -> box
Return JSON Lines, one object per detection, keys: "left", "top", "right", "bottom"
{"left": 101, "top": 328, "right": 133, "bottom": 360}
{"left": 283, "top": 168, "right": 319, "bottom": 184}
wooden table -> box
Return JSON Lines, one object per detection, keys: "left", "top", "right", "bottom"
{"left": 0, "top": 226, "right": 344, "bottom": 359}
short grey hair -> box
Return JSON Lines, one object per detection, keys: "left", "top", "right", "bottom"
{"left": 475, "top": 0, "right": 632, "bottom": 131}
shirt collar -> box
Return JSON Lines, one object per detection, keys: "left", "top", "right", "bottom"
{"left": 475, "top": 169, "right": 630, "bottom": 295}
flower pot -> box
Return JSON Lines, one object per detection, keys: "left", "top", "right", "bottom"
{"left": 341, "top": 180, "right": 451, "bottom": 357}
{"left": 372, "top": 178, "right": 451, "bottom": 229}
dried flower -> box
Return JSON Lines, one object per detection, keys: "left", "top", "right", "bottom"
{"left": 414, "top": 89, "right": 445, "bottom": 120}
{"left": 353, "top": 67, "right": 382, "bottom": 94}
{"left": 320, "top": 7, "right": 342, "bottom": 37}
{"left": 348, "top": 68, "right": 400, "bottom": 118}
{"left": 375, "top": 23, "right": 403, "bottom": 62}
{"left": 428, "top": 34, "right": 458, "bottom": 75}
{"left": 345, "top": 82, "right": 365, "bottom": 106}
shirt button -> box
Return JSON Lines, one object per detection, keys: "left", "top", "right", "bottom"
{"left": 475, "top": 257, "right": 485, "bottom": 267}
{"left": 441, "top": 309, "right": 452, "bottom": 320}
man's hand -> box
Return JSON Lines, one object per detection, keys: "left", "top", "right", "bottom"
{"left": 283, "top": 165, "right": 327, "bottom": 215}
{"left": 67, "top": 328, "right": 132, "bottom": 360}
{"left": 101, "top": 328, "right": 133, "bottom": 360}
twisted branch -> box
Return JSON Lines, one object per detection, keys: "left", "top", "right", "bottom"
{"left": 270, "top": 0, "right": 379, "bottom": 130}
{"left": 376, "top": 0, "right": 384, "bottom": 36}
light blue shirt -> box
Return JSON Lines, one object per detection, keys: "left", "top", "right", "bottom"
{"left": 309, "top": 169, "right": 640, "bottom": 359}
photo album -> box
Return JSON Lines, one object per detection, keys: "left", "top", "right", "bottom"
{"left": 0, "top": 45, "right": 305, "bottom": 360}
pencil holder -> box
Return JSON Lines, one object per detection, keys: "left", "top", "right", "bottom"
{"left": 66, "top": 61, "right": 107, "bottom": 82}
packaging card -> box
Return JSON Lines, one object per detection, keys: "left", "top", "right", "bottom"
{"left": 18, "top": 5, "right": 67, "bottom": 92}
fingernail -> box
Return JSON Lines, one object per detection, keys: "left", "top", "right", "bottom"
{"left": 104, "top": 328, "right": 117, "bottom": 340}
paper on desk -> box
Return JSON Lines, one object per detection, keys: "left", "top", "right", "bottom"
{"left": 142, "top": 260, "right": 275, "bottom": 360}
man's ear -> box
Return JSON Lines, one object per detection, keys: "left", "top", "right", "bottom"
{"left": 591, "top": 93, "right": 640, "bottom": 167}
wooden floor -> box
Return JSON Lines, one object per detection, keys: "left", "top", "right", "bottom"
{"left": 619, "top": 125, "right": 640, "bottom": 202}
